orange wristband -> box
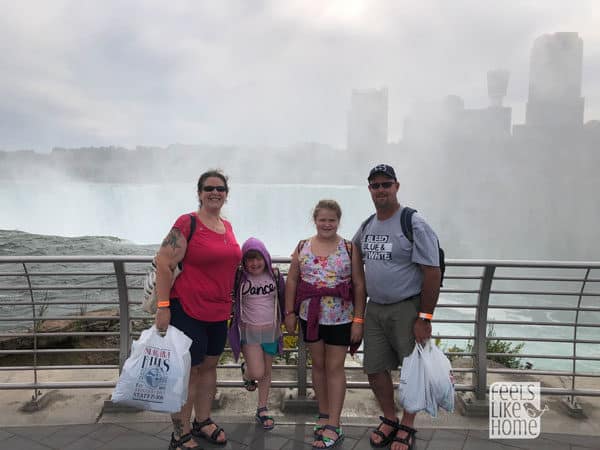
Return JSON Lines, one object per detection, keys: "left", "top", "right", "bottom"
{"left": 418, "top": 312, "right": 433, "bottom": 320}
{"left": 157, "top": 300, "right": 170, "bottom": 308}
{"left": 352, "top": 317, "right": 364, "bottom": 324}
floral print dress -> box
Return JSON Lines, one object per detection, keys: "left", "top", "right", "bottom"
{"left": 298, "top": 238, "right": 353, "bottom": 325}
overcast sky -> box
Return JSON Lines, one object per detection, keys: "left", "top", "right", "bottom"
{"left": 1, "top": 0, "right": 599, "bottom": 151}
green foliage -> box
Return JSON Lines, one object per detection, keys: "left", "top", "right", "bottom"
{"left": 439, "top": 325, "right": 528, "bottom": 369}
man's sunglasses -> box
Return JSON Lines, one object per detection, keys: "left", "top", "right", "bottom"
{"left": 202, "top": 186, "right": 227, "bottom": 192}
{"left": 369, "top": 181, "right": 395, "bottom": 190}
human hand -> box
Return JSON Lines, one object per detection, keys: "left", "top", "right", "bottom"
{"left": 413, "top": 319, "right": 431, "bottom": 344}
{"left": 155, "top": 307, "right": 171, "bottom": 332}
{"left": 350, "top": 322, "right": 363, "bottom": 345}
{"left": 284, "top": 313, "right": 297, "bottom": 335}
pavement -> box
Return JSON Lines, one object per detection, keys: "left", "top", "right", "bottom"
{"left": 1, "top": 418, "right": 600, "bottom": 449}
{"left": 1, "top": 368, "right": 600, "bottom": 449}
{"left": 1, "top": 384, "right": 600, "bottom": 449}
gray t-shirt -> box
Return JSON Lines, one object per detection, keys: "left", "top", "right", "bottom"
{"left": 352, "top": 207, "right": 440, "bottom": 305}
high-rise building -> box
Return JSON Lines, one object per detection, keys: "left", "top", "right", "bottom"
{"left": 525, "top": 32, "right": 584, "bottom": 130}
{"left": 347, "top": 88, "right": 388, "bottom": 153}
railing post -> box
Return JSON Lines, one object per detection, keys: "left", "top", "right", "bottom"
{"left": 113, "top": 261, "right": 131, "bottom": 372}
{"left": 475, "top": 265, "right": 494, "bottom": 400}
{"left": 22, "top": 263, "right": 40, "bottom": 404}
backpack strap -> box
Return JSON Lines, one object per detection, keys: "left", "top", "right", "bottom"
{"left": 187, "top": 213, "right": 197, "bottom": 242}
{"left": 360, "top": 214, "right": 376, "bottom": 234}
{"left": 400, "top": 207, "right": 417, "bottom": 242}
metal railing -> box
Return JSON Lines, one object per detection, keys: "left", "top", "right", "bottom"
{"left": 0, "top": 256, "right": 599, "bottom": 407}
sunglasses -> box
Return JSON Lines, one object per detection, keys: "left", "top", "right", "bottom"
{"left": 202, "top": 185, "right": 227, "bottom": 192}
{"left": 369, "top": 181, "right": 395, "bottom": 190}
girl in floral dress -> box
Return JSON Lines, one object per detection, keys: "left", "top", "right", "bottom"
{"left": 284, "top": 199, "right": 366, "bottom": 449}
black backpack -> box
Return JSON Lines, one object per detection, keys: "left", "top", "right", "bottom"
{"left": 360, "top": 207, "right": 445, "bottom": 286}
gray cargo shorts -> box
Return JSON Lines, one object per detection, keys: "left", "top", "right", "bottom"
{"left": 363, "top": 295, "right": 420, "bottom": 374}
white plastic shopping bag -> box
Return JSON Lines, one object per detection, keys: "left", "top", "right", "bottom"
{"left": 112, "top": 325, "right": 192, "bottom": 413}
{"left": 398, "top": 344, "right": 427, "bottom": 414}
{"left": 398, "top": 342, "right": 455, "bottom": 417}
{"left": 421, "top": 342, "right": 455, "bottom": 415}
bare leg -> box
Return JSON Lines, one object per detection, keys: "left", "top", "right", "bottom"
{"left": 368, "top": 371, "right": 399, "bottom": 445}
{"left": 192, "top": 355, "right": 226, "bottom": 444}
{"left": 242, "top": 343, "right": 266, "bottom": 381}
{"left": 170, "top": 366, "right": 201, "bottom": 448}
{"left": 313, "top": 344, "right": 347, "bottom": 448}
{"left": 307, "top": 340, "right": 328, "bottom": 424}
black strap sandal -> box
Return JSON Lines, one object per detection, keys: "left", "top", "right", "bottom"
{"left": 255, "top": 406, "right": 275, "bottom": 430}
{"left": 313, "top": 412, "right": 330, "bottom": 438}
{"left": 391, "top": 424, "right": 417, "bottom": 450}
{"left": 369, "top": 415, "right": 400, "bottom": 448}
{"left": 192, "top": 418, "right": 227, "bottom": 446}
{"left": 168, "top": 432, "right": 203, "bottom": 450}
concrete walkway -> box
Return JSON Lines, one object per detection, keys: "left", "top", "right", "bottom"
{"left": 1, "top": 419, "right": 600, "bottom": 449}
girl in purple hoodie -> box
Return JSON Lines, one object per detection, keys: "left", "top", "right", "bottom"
{"left": 228, "top": 237, "right": 286, "bottom": 430}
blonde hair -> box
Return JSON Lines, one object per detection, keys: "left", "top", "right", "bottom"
{"left": 312, "top": 199, "right": 342, "bottom": 221}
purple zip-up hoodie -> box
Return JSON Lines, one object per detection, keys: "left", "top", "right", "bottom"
{"left": 228, "top": 237, "right": 286, "bottom": 362}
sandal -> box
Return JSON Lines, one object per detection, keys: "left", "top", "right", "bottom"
{"left": 168, "top": 432, "right": 203, "bottom": 450}
{"left": 390, "top": 424, "right": 417, "bottom": 450}
{"left": 255, "top": 406, "right": 275, "bottom": 430}
{"left": 241, "top": 361, "right": 257, "bottom": 391}
{"left": 313, "top": 412, "right": 329, "bottom": 438}
{"left": 369, "top": 415, "right": 399, "bottom": 448}
{"left": 191, "top": 418, "right": 227, "bottom": 446}
{"left": 312, "top": 425, "right": 344, "bottom": 449}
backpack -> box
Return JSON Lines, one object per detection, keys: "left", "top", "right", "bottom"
{"left": 360, "top": 207, "right": 445, "bottom": 286}
{"left": 142, "top": 214, "right": 197, "bottom": 314}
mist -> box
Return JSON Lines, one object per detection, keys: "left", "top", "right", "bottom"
{"left": 1, "top": 2, "right": 599, "bottom": 261}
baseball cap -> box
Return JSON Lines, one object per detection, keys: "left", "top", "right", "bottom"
{"left": 368, "top": 164, "right": 397, "bottom": 181}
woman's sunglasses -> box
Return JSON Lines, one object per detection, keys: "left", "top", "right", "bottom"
{"left": 202, "top": 186, "right": 227, "bottom": 192}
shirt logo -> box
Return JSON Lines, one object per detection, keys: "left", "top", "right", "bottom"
{"left": 362, "top": 234, "right": 392, "bottom": 260}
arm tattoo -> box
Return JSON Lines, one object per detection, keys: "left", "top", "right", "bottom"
{"left": 161, "top": 228, "right": 182, "bottom": 250}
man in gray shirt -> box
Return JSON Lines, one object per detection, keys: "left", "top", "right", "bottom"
{"left": 353, "top": 164, "right": 441, "bottom": 450}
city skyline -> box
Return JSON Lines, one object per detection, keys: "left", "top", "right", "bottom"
{"left": 1, "top": 1, "right": 600, "bottom": 152}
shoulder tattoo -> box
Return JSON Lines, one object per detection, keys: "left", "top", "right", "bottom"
{"left": 161, "top": 228, "right": 183, "bottom": 250}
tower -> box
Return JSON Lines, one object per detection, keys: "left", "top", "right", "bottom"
{"left": 525, "top": 32, "right": 584, "bottom": 130}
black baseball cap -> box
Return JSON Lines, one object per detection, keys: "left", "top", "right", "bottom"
{"left": 368, "top": 164, "right": 397, "bottom": 181}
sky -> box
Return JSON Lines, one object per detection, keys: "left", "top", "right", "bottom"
{"left": 1, "top": 0, "right": 599, "bottom": 152}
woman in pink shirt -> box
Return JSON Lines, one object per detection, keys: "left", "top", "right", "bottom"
{"left": 154, "top": 170, "right": 242, "bottom": 450}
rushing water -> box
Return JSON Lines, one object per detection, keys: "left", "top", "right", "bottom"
{"left": 1, "top": 182, "right": 599, "bottom": 372}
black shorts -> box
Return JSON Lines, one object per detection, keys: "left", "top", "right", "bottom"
{"left": 169, "top": 299, "right": 227, "bottom": 366}
{"left": 299, "top": 318, "right": 352, "bottom": 347}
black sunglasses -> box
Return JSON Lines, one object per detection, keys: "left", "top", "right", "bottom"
{"left": 369, "top": 181, "right": 395, "bottom": 190}
{"left": 202, "top": 185, "right": 227, "bottom": 192}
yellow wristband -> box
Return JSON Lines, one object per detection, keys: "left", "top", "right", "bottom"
{"left": 157, "top": 300, "right": 170, "bottom": 308}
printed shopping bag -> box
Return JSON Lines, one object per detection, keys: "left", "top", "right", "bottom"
{"left": 112, "top": 325, "right": 191, "bottom": 412}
